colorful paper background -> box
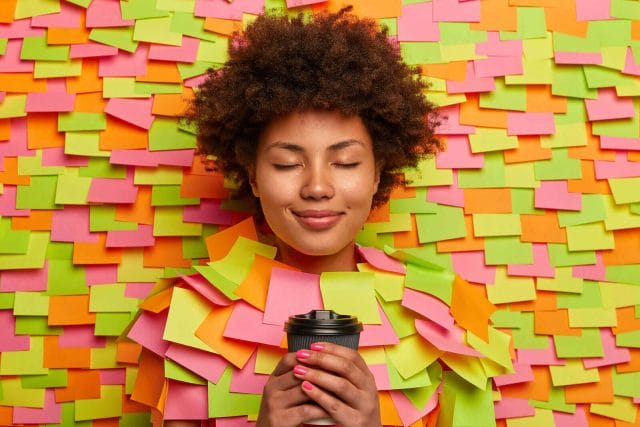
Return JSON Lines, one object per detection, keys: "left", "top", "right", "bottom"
{"left": 0, "top": 0, "right": 639, "bottom": 426}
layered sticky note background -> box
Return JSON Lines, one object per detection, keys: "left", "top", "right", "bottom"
{"left": 0, "top": 0, "right": 639, "bottom": 425}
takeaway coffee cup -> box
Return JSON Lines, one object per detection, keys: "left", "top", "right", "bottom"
{"left": 285, "top": 310, "right": 363, "bottom": 426}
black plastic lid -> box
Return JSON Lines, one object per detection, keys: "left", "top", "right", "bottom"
{"left": 284, "top": 310, "right": 363, "bottom": 336}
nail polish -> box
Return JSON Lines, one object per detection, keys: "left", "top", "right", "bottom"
{"left": 310, "top": 343, "right": 324, "bottom": 351}
{"left": 293, "top": 365, "right": 308, "bottom": 376}
{"left": 302, "top": 381, "right": 313, "bottom": 391}
{"left": 296, "top": 349, "right": 311, "bottom": 359}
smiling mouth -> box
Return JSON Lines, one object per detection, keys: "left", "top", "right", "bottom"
{"left": 292, "top": 210, "right": 344, "bottom": 230}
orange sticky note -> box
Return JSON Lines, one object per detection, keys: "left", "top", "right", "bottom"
{"left": 27, "top": 113, "right": 65, "bottom": 149}
{"left": 459, "top": 94, "right": 507, "bottom": 128}
{"left": 205, "top": 217, "right": 258, "bottom": 261}
{"left": 43, "top": 335, "right": 91, "bottom": 368}
{"left": 66, "top": 59, "right": 102, "bottom": 94}
{"left": 73, "top": 233, "right": 123, "bottom": 265}
{"left": 152, "top": 88, "right": 193, "bottom": 117}
{"left": 534, "top": 310, "right": 581, "bottom": 337}
{"left": 0, "top": 157, "right": 30, "bottom": 185}
{"left": 234, "top": 254, "right": 299, "bottom": 311}
{"left": 421, "top": 61, "right": 468, "bottom": 82}
{"left": 503, "top": 136, "right": 552, "bottom": 164}
{"left": 116, "top": 340, "right": 143, "bottom": 364}
{"left": 0, "top": 0, "right": 16, "bottom": 23}
{"left": 180, "top": 172, "right": 229, "bottom": 199}
{"left": 379, "top": 391, "right": 404, "bottom": 426}
{"left": 367, "top": 199, "right": 390, "bottom": 223}
{"left": 100, "top": 116, "right": 149, "bottom": 150}
{"left": 450, "top": 276, "right": 495, "bottom": 342}
{"left": 544, "top": 1, "right": 588, "bottom": 37}
{"left": 393, "top": 214, "right": 420, "bottom": 249}
{"left": 602, "top": 229, "right": 640, "bottom": 266}
{"left": 567, "top": 160, "right": 610, "bottom": 195}
{"left": 12, "top": 209, "right": 53, "bottom": 231}
{"left": 131, "top": 349, "right": 166, "bottom": 411}
{"left": 464, "top": 188, "right": 512, "bottom": 213}
{"left": 115, "top": 186, "right": 154, "bottom": 225}
{"left": 565, "top": 367, "right": 614, "bottom": 404}
{"left": 136, "top": 61, "right": 183, "bottom": 84}
{"left": 74, "top": 91, "right": 108, "bottom": 113}
{"left": 203, "top": 17, "right": 243, "bottom": 36}
{"left": 470, "top": 0, "right": 517, "bottom": 31}
{"left": 509, "top": 290, "right": 557, "bottom": 312}
{"left": 500, "top": 366, "right": 551, "bottom": 401}
{"left": 49, "top": 295, "right": 96, "bottom": 326}
{"left": 54, "top": 369, "right": 102, "bottom": 403}
{"left": 613, "top": 307, "right": 640, "bottom": 335}
{"left": 195, "top": 305, "right": 257, "bottom": 369}
{"left": 520, "top": 211, "right": 567, "bottom": 244}
{"left": 0, "top": 73, "right": 47, "bottom": 93}
{"left": 143, "top": 237, "right": 192, "bottom": 268}
{"left": 568, "top": 125, "right": 616, "bottom": 161}
{"left": 48, "top": 12, "right": 90, "bottom": 45}
{"left": 526, "top": 85, "right": 567, "bottom": 114}
{"left": 0, "top": 119, "right": 10, "bottom": 140}
{"left": 138, "top": 286, "right": 174, "bottom": 314}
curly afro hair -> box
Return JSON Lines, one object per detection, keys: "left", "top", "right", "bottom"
{"left": 190, "top": 7, "right": 441, "bottom": 211}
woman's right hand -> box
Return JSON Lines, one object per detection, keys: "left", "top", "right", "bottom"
{"left": 256, "top": 352, "right": 330, "bottom": 427}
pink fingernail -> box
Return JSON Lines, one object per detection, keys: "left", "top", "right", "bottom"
{"left": 302, "top": 381, "right": 313, "bottom": 391}
{"left": 293, "top": 365, "right": 308, "bottom": 376}
{"left": 310, "top": 343, "right": 324, "bottom": 351}
{"left": 296, "top": 350, "right": 311, "bottom": 360}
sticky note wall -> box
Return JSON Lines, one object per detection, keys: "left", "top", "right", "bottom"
{"left": 0, "top": 0, "right": 639, "bottom": 426}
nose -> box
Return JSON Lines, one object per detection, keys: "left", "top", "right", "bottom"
{"left": 300, "top": 163, "right": 334, "bottom": 200}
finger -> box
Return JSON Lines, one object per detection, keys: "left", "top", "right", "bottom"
{"left": 295, "top": 347, "right": 371, "bottom": 390}
{"left": 299, "top": 380, "right": 357, "bottom": 425}
{"left": 310, "top": 342, "right": 370, "bottom": 372}
{"left": 292, "top": 364, "right": 360, "bottom": 407}
{"left": 284, "top": 402, "right": 331, "bottom": 426}
{"left": 271, "top": 352, "right": 298, "bottom": 376}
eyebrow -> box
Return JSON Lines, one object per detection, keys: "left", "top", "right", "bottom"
{"left": 266, "top": 139, "right": 365, "bottom": 153}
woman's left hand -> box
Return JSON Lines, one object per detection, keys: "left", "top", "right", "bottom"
{"left": 292, "top": 342, "right": 381, "bottom": 427}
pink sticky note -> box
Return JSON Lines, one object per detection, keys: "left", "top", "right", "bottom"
{"left": 1, "top": 118, "right": 35, "bottom": 158}
{"left": 553, "top": 405, "right": 588, "bottom": 427}
{"left": 359, "top": 304, "right": 399, "bottom": 347}
{"left": 435, "top": 105, "right": 476, "bottom": 136}
{"left": 230, "top": 351, "right": 269, "bottom": 394}
{"left": 401, "top": 288, "right": 454, "bottom": 330}
{"left": 534, "top": 180, "right": 582, "bottom": 211}
{"left": 367, "top": 364, "right": 391, "bottom": 391}
{"left": 216, "top": 417, "right": 256, "bottom": 427}
{"left": 42, "top": 147, "right": 89, "bottom": 167}
{"left": 446, "top": 62, "right": 495, "bottom": 94}
{"left": 149, "top": 36, "right": 200, "bottom": 62}
{"left": 0, "top": 310, "right": 30, "bottom": 351}
{"left": 183, "top": 199, "right": 234, "bottom": 226}
{"left": 286, "top": 0, "right": 326, "bottom": 7}
{"left": 125, "top": 282, "right": 155, "bottom": 299}
{"left": 476, "top": 32, "right": 522, "bottom": 57}
{"left": 100, "top": 369, "right": 126, "bottom": 385}
{"left": 98, "top": 45, "right": 149, "bottom": 77}
{"left": 623, "top": 47, "right": 640, "bottom": 76}
{"left": 0, "top": 19, "right": 45, "bottom": 39}
{"left": 585, "top": 88, "right": 635, "bottom": 121}
{"left": 508, "top": 243, "right": 555, "bottom": 278}
{"left": 105, "top": 224, "right": 155, "bottom": 248}
{"left": 13, "top": 389, "right": 61, "bottom": 425}
{"left": 415, "top": 318, "right": 482, "bottom": 357}
{"left": 594, "top": 151, "right": 640, "bottom": 179}
{"left": 452, "top": 251, "right": 496, "bottom": 284}
{"left": 575, "top": 0, "right": 611, "bottom": 20}
{"left": 263, "top": 268, "right": 323, "bottom": 326}
{"left": 70, "top": 43, "right": 119, "bottom": 59}
{"left": 128, "top": 310, "right": 171, "bottom": 357}
{"left": 25, "top": 91, "right": 76, "bottom": 113}
{"left": 88, "top": 168, "right": 138, "bottom": 204}
{"left": 165, "top": 343, "right": 228, "bottom": 384}
{"left": 494, "top": 397, "right": 535, "bottom": 419}
{"left": 184, "top": 73, "right": 210, "bottom": 88}
{"left": 104, "top": 97, "right": 155, "bottom": 129}
{"left": 58, "top": 325, "right": 106, "bottom": 349}
{"left": 426, "top": 171, "right": 465, "bottom": 207}
{"left": 0, "top": 39, "right": 34, "bottom": 72}
{"left": 397, "top": 2, "right": 439, "bottom": 42}
{"left": 195, "top": 0, "right": 264, "bottom": 20}
{"left": 86, "top": 0, "right": 134, "bottom": 28}
{"left": 555, "top": 51, "right": 602, "bottom": 65}
{"left": 224, "top": 301, "right": 284, "bottom": 346}
{"left": 164, "top": 381, "right": 209, "bottom": 420}
{"left": 516, "top": 337, "right": 565, "bottom": 366}
{"left": 507, "top": 111, "right": 556, "bottom": 135}
{"left": 0, "top": 185, "right": 30, "bottom": 217}
{"left": 51, "top": 206, "right": 99, "bottom": 243}
{"left": 182, "top": 274, "right": 232, "bottom": 307}
{"left": 600, "top": 136, "right": 640, "bottom": 150}
{"left": 436, "top": 135, "right": 483, "bottom": 169}
{"left": 493, "top": 362, "right": 534, "bottom": 387}
{"left": 85, "top": 265, "right": 118, "bottom": 285}
{"left": 30, "top": 1, "right": 81, "bottom": 28}
{"left": 572, "top": 252, "right": 606, "bottom": 281}
{"left": 109, "top": 149, "right": 195, "bottom": 167}
{"left": 0, "top": 261, "right": 48, "bottom": 292}
{"left": 357, "top": 246, "right": 405, "bottom": 274}
{"left": 432, "top": 0, "right": 480, "bottom": 22}
{"left": 389, "top": 386, "right": 440, "bottom": 427}
{"left": 474, "top": 56, "right": 523, "bottom": 78}
{"left": 582, "top": 328, "right": 631, "bottom": 368}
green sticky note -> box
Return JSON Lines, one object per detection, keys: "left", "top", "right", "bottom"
{"left": 182, "top": 225, "right": 218, "bottom": 260}
{"left": 534, "top": 148, "right": 582, "bottom": 180}
{"left": 555, "top": 97, "right": 588, "bottom": 125}
{"left": 133, "top": 16, "right": 182, "bottom": 46}
{"left": 0, "top": 293, "right": 15, "bottom": 309}
{"left": 134, "top": 81, "right": 183, "bottom": 95}
{"left": 78, "top": 158, "right": 126, "bottom": 179}
{"left": 566, "top": 222, "right": 615, "bottom": 251}
{"left": 440, "top": 43, "right": 478, "bottom": 63}
{"left": 500, "top": 7, "right": 546, "bottom": 40}
{"left": 15, "top": 316, "right": 62, "bottom": 335}
{"left": 506, "top": 58, "right": 553, "bottom": 85}
{"left": 404, "top": 157, "right": 453, "bottom": 187}
{"left": 479, "top": 79, "right": 527, "bottom": 112}
{"left": 599, "top": 282, "right": 640, "bottom": 307}
{"left": 170, "top": 12, "right": 222, "bottom": 43}
{"left": 22, "top": 368, "right": 68, "bottom": 389}
{"left": 156, "top": 0, "right": 195, "bottom": 12}
{"left": 21, "top": 36, "right": 69, "bottom": 61}
{"left": 149, "top": 118, "right": 197, "bottom": 151}
{"left": 210, "top": 236, "right": 276, "bottom": 284}
{"left": 134, "top": 166, "right": 183, "bottom": 185}
{"left": 548, "top": 242, "right": 596, "bottom": 267}
{"left": 484, "top": 236, "right": 533, "bottom": 265}
{"left": 357, "top": 264, "right": 404, "bottom": 302}
{"left": 584, "top": 64, "right": 637, "bottom": 89}
{"left": 0, "top": 217, "right": 30, "bottom": 254}
{"left": 90, "top": 205, "right": 138, "bottom": 232}
{"left": 390, "top": 189, "right": 437, "bottom": 214}
{"left": 568, "top": 307, "right": 617, "bottom": 328}
{"left": 379, "top": 17, "right": 397, "bottom": 35}
{"left": 510, "top": 312, "right": 548, "bottom": 349}
{"left": 511, "top": 188, "right": 544, "bottom": 214}
{"left": 0, "top": 378, "right": 45, "bottom": 408}
{"left": 34, "top": 59, "right": 82, "bottom": 79}
{"left": 194, "top": 265, "right": 240, "bottom": 300}
{"left": 121, "top": 0, "right": 169, "bottom": 19}
{"left": 530, "top": 386, "right": 576, "bottom": 414}
{"left": 612, "top": 0, "right": 640, "bottom": 19}
{"left": 165, "top": 359, "right": 206, "bottom": 384}
{"left": 151, "top": 185, "right": 199, "bottom": 206}
{"left": 0, "top": 336, "right": 48, "bottom": 375}
{"left": 117, "top": 250, "right": 164, "bottom": 283}
{"left": 552, "top": 64, "right": 597, "bottom": 99}
{"left": 0, "top": 231, "right": 49, "bottom": 270}
{"left": 553, "top": 32, "right": 599, "bottom": 53}
{"left": 58, "top": 112, "right": 106, "bottom": 132}
{"left": 592, "top": 101, "right": 640, "bottom": 138}
{"left": 65, "top": 0, "right": 91, "bottom": 6}
{"left": 377, "top": 298, "right": 416, "bottom": 338}
{"left": 386, "top": 334, "right": 442, "bottom": 379}
{"left": 469, "top": 128, "right": 519, "bottom": 153}
{"left": 0, "top": 38, "right": 7, "bottom": 55}
{"left": 438, "top": 22, "right": 486, "bottom": 45}
{"left": 458, "top": 152, "right": 506, "bottom": 188}
{"left": 588, "top": 20, "right": 631, "bottom": 47}
{"left": 118, "top": 412, "right": 152, "bottom": 427}
{"left": 609, "top": 177, "right": 640, "bottom": 204}
{"left": 603, "top": 195, "right": 640, "bottom": 230}
{"left": 472, "top": 213, "right": 521, "bottom": 237}
{"left": 46, "top": 259, "right": 87, "bottom": 295}
{"left": 197, "top": 38, "right": 230, "bottom": 64}
{"left": 556, "top": 280, "right": 603, "bottom": 309}
{"left": 537, "top": 267, "right": 583, "bottom": 293}
{"left": 404, "top": 363, "right": 442, "bottom": 409}
{"left": 505, "top": 162, "right": 538, "bottom": 189}
{"left": 616, "top": 329, "right": 640, "bottom": 348}
{"left": 13, "top": 291, "right": 49, "bottom": 316}
{"left": 54, "top": 172, "right": 92, "bottom": 205}
{"left": 320, "top": 272, "right": 380, "bottom": 324}
{"left": 163, "top": 287, "right": 215, "bottom": 352}
{"left": 363, "top": 213, "right": 412, "bottom": 234}
{"left": 102, "top": 77, "right": 149, "bottom": 99}
{"left": 89, "top": 28, "right": 139, "bottom": 53}
{"left": 94, "top": 312, "right": 133, "bottom": 336}
{"left": 540, "top": 122, "right": 587, "bottom": 148}
{"left": 177, "top": 60, "right": 217, "bottom": 80}
{"left": 65, "top": 132, "right": 110, "bottom": 158}
{"left": 75, "top": 385, "right": 123, "bottom": 421}
{"left": 208, "top": 367, "right": 261, "bottom": 418}
{"left": 89, "top": 283, "right": 139, "bottom": 313}
{"left": 549, "top": 359, "right": 600, "bottom": 386}
{"left": 612, "top": 370, "right": 640, "bottom": 398}
{"left": 388, "top": 361, "right": 431, "bottom": 390}
{"left": 557, "top": 194, "right": 606, "bottom": 227}
{"left": 486, "top": 268, "right": 536, "bottom": 304}
{"left": 154, "top": 206, "right": 203, "bottom": 236}
{"left": 416, "top": 205, "right": 466, "bottom": 243}
{"left": 0, "top": 94, "right": 27, "bottom": 118}
{"left": 400, "top": 42, "right": 443, "bottom": 65}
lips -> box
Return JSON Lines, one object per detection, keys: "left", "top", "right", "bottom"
{"left": 292, "top": 210, "right": 344, "bottom": 230}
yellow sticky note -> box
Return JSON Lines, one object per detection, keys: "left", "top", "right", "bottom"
{"left": 472, "top": 213, "right": 522, "bottom": 237}
{"left": 65, "top": 132, "right": 110, "bottom": 158}
{"left": 486, "top": 268, "right": 536, "bottom": 304}
{"left": 91, "top": 340, "right": 119, "bottom": 369}
{"left": 0, "top": 94, "right": 27, "bottom": 118}
{"left": 469, "top": 129, "right": 519, "bottom": 153}
{"left": 0, "top": 377, "right": 45, "bottom": 408}
{"left": 540, "top": 123, "right": 587, "bottom": 148}
{"left": 566, "top": 222, "right": 615, "bottom": 251}
{"left": 504, "top": 162, "right": 539, "bottom": 188}
{"left": 598, "top": 282, "right": 640, "bottom": 308}
{"left": 89, "top": 283, "right": 140, "bottom": 313}
{"left": 153, "top": 206, "right": 203, "bottom": 237}
{"left": 467, "top": 327, "right": 513, "bottom": 372}
{"left": 505, "top": 59, "right": 553, "bottom": 85}
{"left": 604, "top": 195, "right": 640, "bottom": 230}
{"left": 15, "top": 0, "right": 60, "bottom": 19}
{"left": 537, "top": 267, "right": 584, "bottom": 293}
{"left": 209, "top": 236, "right": 277, "bottom": 284}
{"left": 568, "top": 307, "right": 618, "bottom": 328}
{"left": 609, "top": 177, "right": 640, "bottom": 204}
{"left": 0, "top": 232, "right": 49, "bottom": 270}
{"left": 0, "top": 336, "right": 48, "bottom": 376}
{"left": 441, "top": 353, "right": 488, "bottom": 390}
{"left": 549, "top": 359, "right": 600, "bottom": 386}
{"left": 163, "top": 287, "right": 216, "bottom": 352}
{"left": 134, "top": 166, "right": 183, "bottom": 185}
{"left": 13, "top": 292, "right": 49, "bottom": 316}
{"left": 506, "top": 408, "right": 556, "bottom": 427}
{"left": 133, "top": 16, "right": 182, "bottom": 46}
{"left": 590, "top": 396, "right": 637, "bottom": 423}
{"left": 404, "top": 157, "right": 453, "bottom": 187}
{"left": 359, "top": 346, "right": 387, "bottom": 365}
{"left": 320, "top": 271, "right": 381, "bottom": 324}
{"left": 255, "top": 346, "right": 285, "bottom": 375}
{"left": 385, "top": 334, "right": 443, "bottom": 379}
{"left": 357, "top": 264, "right": 405, "bottom": 302}
{"left": 54, "top": 172, "right": 92, "bottom": 205}
{"left": 75, "top": 385, "right": 124, "bottom": 421}
{"left": 117, "top": 249, "right": 164, "bottom": 283}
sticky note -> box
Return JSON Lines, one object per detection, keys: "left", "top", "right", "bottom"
{"left": 566, "top": 222, "right": 615, "bottom": 251}
{"left": 472, "top": 214, "right": 521, "bottom": 237}
{"left": 320, "top": 272, "right": 380, "bottom": 324}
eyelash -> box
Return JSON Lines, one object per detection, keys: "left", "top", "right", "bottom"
{"left": 272, "top": 163, "right": 361, "bottom": 169}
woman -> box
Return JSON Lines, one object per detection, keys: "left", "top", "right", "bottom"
{"left": 129, "top": 7, "right": 499, "bottom": 427}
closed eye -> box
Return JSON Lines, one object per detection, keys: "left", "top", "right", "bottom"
{"left": 334, "top": 162, "right": 360, "bottom": 168}
{"left": 272, "top": 163, "right": 301, "bottom": 170}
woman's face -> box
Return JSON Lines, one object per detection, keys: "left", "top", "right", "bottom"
{"left": 250, "top": 110, "right": 380, "bottom": 258}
